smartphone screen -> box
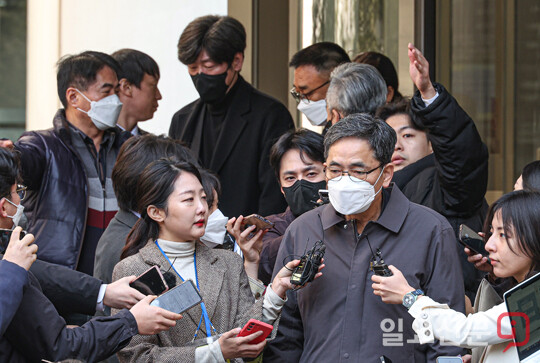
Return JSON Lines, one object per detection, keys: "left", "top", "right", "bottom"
{"left": 150, "top": 280, "right": 202, "bottom": 314}
{"left": 459, "top": 224, "right": 488, "bottom": 256}
{"left": 130, "top": 266, "right": 168, "bottom": 295}
{"left": 436, "top": 357, "right": 463, "bottom": 363}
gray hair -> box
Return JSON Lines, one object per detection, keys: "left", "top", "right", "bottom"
{"left": 324, "top": 113, "right": 397, "bottom": 164}
{"left": 326, "top": 63, "right": 387, "bottom": 116}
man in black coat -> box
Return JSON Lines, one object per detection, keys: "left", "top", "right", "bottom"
{"left": 378, "top": 44, "right": 488, "bottom": 299}
{"left": 169, "top": 15, "right": 294, "bottom": 217}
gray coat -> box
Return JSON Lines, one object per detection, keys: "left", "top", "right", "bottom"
{"left": 94, "top": 210, "right": 139, "bottom": 285}
{"left": 112, "top": 241, "right": 279, "bottom": 362}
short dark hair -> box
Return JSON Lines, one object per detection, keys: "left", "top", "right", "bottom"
{"left": 289, "top": 42, "right": 350, "bottom": 77}
{"left": 0, "top": 148, "right": 20, "bottom": 200}
{"left": 483, "top": 190, "right": 540, "bottom": 274}
{"left": 57, "top": 51, "right": 120, "bottom": 108}
{"left": 269, "top": 128, "right": 324, "bottom": 180}
{"left": 178, "top": 15, "right": 246, "bottom": 65}
{"left": 354, "top": 51, "right": 402, "bottom": 102}
{"left": 111, "top": 49, "right": 160, "bottom": 88}
{"left": 200, "top": 168, "right": 221, "bottom": 208}
{"left": 112, "top": 135, "right": 198, "bottom": 212}
{"left": 522, "top": 160, "right": 540, "bottom": 192}
{"left": 376, "top": 98, "right": 426, "bottom": 132}
{"left": 324, "top": 113, "right": 397, "bottom": 165}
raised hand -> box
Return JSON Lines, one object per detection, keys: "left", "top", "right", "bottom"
{"left": 408, "top": 43, "right": 436, "bottom": 99}
{"left": 227, "top": 216, "right": 267, "bottom": 280}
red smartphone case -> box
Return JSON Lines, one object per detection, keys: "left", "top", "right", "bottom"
{"left": 236, "top": 319, "right": 273, "bottom": 344}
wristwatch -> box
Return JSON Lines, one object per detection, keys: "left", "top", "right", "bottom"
{"left": 402, "top": 289, "right": 424, "bottom": 310}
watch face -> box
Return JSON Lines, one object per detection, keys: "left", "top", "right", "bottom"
{"left": 403, "top": 293, "right": 414, "bottom": 308}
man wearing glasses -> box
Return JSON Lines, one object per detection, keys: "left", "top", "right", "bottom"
{"left": 265, "top": 113, "right": 466, "bottom": 362}
{"left": 289, "top": 42, "right": 350, "bottom": 130}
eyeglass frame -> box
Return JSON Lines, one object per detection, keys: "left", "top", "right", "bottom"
{"left": 325, "top": 165, "right": 383, "bottom": 182}
{"left": 2, "top": 184, "right": 27, "bottom": 201}
{"left": 290, "top": 80, "right": 330, "bottom": 104}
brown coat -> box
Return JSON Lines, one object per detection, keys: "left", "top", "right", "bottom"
{"left": 112, "top": 241, "right": 278, "bottom": 362}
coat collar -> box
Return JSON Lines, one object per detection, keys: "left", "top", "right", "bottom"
{"left": 208, "top": 76, "right": 251, "bottom": 173}
{"left": 320, "top": 184, "right": 409, "bottom": 234}
{"left": 52, "top": 108, "right": 123, "bottom": 150}
{"left": 114, "top": 209, "right": 139, "bottom": 229}
{"left": 138, "top": 240, "right": 226, "bottom": 331}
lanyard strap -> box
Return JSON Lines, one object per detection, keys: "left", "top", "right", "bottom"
{"left": 154, "top": 240, "right": 214, "bottom": 337}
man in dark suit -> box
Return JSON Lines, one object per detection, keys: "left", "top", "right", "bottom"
{"left": 169, "top": 15, "right": 294, "bottom": 218}
{"left": 112, "top": 48, "right": 162, "bottom": 137}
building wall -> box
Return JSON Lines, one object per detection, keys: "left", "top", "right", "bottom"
{"left": 27, "top": 0, "right": 227, "bottom": 135}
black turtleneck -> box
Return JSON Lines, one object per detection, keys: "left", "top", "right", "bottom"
{"left": 199, "top": 77, "right": 241, "bottom": 167}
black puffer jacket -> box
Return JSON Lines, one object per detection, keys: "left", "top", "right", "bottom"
{"left": 393, "top": 83, "right": 489, "bottom": 298}
{"left": 15, "top": 109, "right": 124, "bottom": 269}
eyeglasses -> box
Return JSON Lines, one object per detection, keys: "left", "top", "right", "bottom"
{"left": 16, "top": 185, "right": 26, "bottom": 200}
{"left": 325, "top": 166, "right": 382, "bottom": 182}
{"left": 290, "top": 80, "right": 330, "bottom": 104}
{"left": 6, "top": 184, "right": 26, "bottom": 200}
{"left": 4, "top": 184, "right": 27, "bottom": 201}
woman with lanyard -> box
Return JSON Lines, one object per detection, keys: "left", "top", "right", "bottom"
{"left": 112, "top": 158, "right": 320, "bottom": 362}
{"left": 371, "top": 190, "right": 540, "bottom": 363}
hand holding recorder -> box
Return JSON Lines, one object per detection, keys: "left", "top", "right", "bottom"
{"left": 371, "top": 265, "right": 417, "bottom": 305}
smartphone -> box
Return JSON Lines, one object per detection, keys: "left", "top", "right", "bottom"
{"left": 242, "top": 214, "right": 274, "bottom": 232}
{"left": 236, "top": 319, "right": 273, "bottom": 344}
{"left": 150, "top": 279, "right": 202, "bottom": 314}
{"left": 436, "top": 357, "right": 463, "bottom": 363}
{"left": 129, "top": 265, "right": 169, "bottom": 295}
{"left": 458, "top": 224, "right": 488, "bottom": 257}
{"left": 0, "top": 228, "right": 26, "bottom": 254}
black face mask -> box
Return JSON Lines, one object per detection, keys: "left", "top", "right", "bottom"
{"left": 282, "top": 179, "right": 327, "bottom": 217}
{"left": 190, "top": 70, "right": 229, "bottom": 104}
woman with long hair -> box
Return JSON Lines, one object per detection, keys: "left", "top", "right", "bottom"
{"left": 371, "top": 190, "right": 540, "bottom": 363}
{"left": 113, "top": 158, "right": 319, "bottom": 362}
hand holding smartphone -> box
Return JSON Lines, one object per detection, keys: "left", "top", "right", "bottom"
{"left": 458, "top": 224, "right": 489, "bottom": 257}
{"left": 236, "top": 319, "right": 273, "bottom": 344}
{"left": 241, "top": 214, "right": 274, "bottom": 233}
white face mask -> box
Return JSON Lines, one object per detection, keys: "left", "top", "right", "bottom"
{"left": 5, "top": 198, "right": 25, "bottom": 227}
{"left": 297, "top": 99, "right": 328, "bottom": 126}
{"left": 76, "top": 89, "right": 123, "bottom": 130}
{"left": 200, "top": 209, "right": 229, "bottom": 249}
{"left": 328, "top": 167, "right": 385, "bottom": 215}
